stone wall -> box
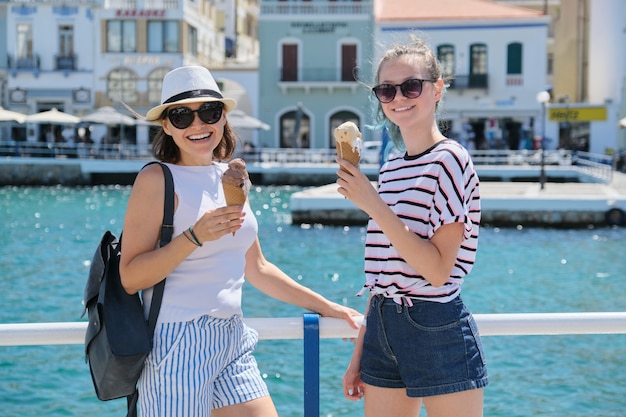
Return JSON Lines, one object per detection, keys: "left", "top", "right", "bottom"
{"left": 0, "top": 162, "right": 89, "bottom": 186}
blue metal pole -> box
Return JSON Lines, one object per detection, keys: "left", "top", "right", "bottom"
{"left": 303, "top": 313, "right": 320, "bottom": 417}
{"left": 540, "top": 101, "right": 546, "bottom": 189}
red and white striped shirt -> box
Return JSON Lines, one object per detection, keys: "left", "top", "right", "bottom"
{"left": 362, "top": 139, "right": 481, "bottom": 304}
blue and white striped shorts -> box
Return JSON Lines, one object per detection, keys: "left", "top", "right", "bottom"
{"left": 138, "top": 315, "right": 270, "bottom": 416}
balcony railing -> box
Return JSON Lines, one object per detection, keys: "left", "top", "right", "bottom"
{"left": 10, "top": 0, "right": 99, "bottom": 4}
{"left": 7, "top": 54, "right": 41, "bottom": 70}
{"left": 55, "top": 55, "right": 77, "bottom": 71}
{"left": 0, "top": 141, "right": 616, "bottom": 182}
{"left": 449, "top": 73, "right": 489, "bottom": 90}
{"left": 262, "top": 1, "right": 372, "bottom": 16}
{"left": 279, "top": 67, "right": 357, "bottom": 83}
{"left": 104, "top": 0, "right": 179, "bottom": 9}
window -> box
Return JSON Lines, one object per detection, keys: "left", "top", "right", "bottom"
{"left": 281, "top": 44, "right": 298, "bottom": 81}
{"left": 107, "top": 68, "right": 138, "bottom": 103}
{"left": 57, "top": 25, "right": 75, "bottom": 70}
{"left": 470, "top": 43, "right": 487, "bottom": 75}
{"left": 148, "top": 21, "right": 179, "bottom": 53}
{"left": 16, "top": 23, "right": 33, "bottom": 59}
{"left": 341, "top": 44, "right": 357, "bottom": 82}
{"left": 280, "top": 107, "right": 309, "bottom": 148}
{"left": 187, "top": 25, "right": 197, "bottom": 56}
{"left": 58, "top": 25, "right": 74, "bottom": 57}
{"left": 148, "top": 67, "right": 171, "bottom": 105}
{"left": 107, "top": 20, "right": 136, "bottom": 52}
{"left": 507, "top": 42, "right": 522, "bottom": 75}
{"left": 437, "top": 44, "right": 455, "bottom": 78}
{"left": 469, "top": 43, "right": 488, "bottom": 88}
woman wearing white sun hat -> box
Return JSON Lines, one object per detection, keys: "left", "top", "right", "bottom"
{"left": 120, "top": 66, "right": 362, "bottom": 417}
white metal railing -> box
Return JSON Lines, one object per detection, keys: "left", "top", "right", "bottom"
{"left": 2, "top": 313, "right": 625, "bottom": 417}
{"left": 2, "top": 313, "right": 626, "bottom": 347}
{"left": 0, "top": 141, "right": 617, "bottom": 183}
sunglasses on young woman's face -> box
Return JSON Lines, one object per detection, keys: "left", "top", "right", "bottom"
{"left": 372, "top": 78, "right": 435, "bottom": 103}
{"left": 166, "top": 102, "right": 224, "bottom": 129}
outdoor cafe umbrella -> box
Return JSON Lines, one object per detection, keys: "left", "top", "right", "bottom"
{"left": 0, "top": 106, "right": 27, "bottom": 123}
{"left": 25, "top": 108, "right": 80, "bottom": 124}
{"left": 227, "top": 109, "right": 270, "bottom": 131}
{"left": 81, "top": 106, "right": 136, "bottom": 126}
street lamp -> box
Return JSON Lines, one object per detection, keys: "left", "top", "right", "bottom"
{"left": 536, "top": 91, "right": 550, "bottom": 190}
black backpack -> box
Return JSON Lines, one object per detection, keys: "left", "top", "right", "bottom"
{"left": 83, "top": 162, "right": 173, "bottom": 417}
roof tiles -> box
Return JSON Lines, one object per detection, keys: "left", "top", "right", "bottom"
{"left": 375, "top": 0, "right": 544, "bottom": 22}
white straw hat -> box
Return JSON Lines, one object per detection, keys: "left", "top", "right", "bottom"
{"left": 145, "top": 66, "right": 237, "bottom": 121}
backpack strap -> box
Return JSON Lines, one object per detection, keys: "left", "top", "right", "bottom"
{"left": 145, "top": 161, "right": 174, "bottom": 337}
{"left": 126, "top": 161, "right": 174, "bottom": 417}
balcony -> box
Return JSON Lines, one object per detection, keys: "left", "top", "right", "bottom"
{"left": 104, "top": 0, "right": 179, "bottom": 10}
{"left": 8, "top": 54, "right": 40, "bottom": 71}
{"left": 448, "top": 73, "right": 489, "bottom": 90}
{"left": 261, "top": 0, "right": 372, "bottom": 16}
{"left": 277, "top": 67, "right": 359, "bottom": 93}
{"left": 56, "top": 55, "right": 77, "bottom": 71}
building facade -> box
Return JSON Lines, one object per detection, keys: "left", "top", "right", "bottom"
{"left": 2, "top": 0, "right": 624, "bottom": 156}
{"left": 256, "top": 0, "right": 374, "bottom": 149}
{"left": 500, "top": 0, "right": 626, "bottom": 154}
{"left": 1, "top": 0, "right": 260, "bottom": 147}
{"left": 375, "top": 0, "right": 550, "bottom": 152}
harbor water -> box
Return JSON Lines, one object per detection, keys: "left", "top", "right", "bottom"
{"left": 1, "top": 185, "right": 625, "bottom": 417}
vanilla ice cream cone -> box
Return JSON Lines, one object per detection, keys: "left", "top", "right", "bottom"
{"left": 334, "top": 121, "right": 362, "bottom": 172}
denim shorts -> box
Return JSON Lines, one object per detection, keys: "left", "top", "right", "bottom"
{"left": 360, "top": 295, "right": 489, "bottom": 397}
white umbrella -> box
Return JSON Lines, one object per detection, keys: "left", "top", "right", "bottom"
{"left": 26, "top": 108, "right": 80, "bottom": 124}
{"left": 227, "top": 109, "right": 270, "bottom": 131}
{"left": 81, "top": 106, "right": 136, "bottom": 126}
{"left": 0, "top": 106, "right": 27, "bottom": 123}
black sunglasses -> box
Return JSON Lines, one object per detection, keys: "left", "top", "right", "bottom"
{"left": 167, "top": 102, "right": 224, "bottom": 129}
{"left": 372, "top": 78, "right": 435, "bottom": 103}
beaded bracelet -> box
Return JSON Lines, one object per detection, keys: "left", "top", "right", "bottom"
{"left": 188, "top": 226, "right": 203, "bottom": 247}
{"left": 182, "top": 229, "right": 201, "bottom": 247}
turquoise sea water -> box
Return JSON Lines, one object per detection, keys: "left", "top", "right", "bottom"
{"left": 1, "top": 185, "right": 625, "bottom": 417}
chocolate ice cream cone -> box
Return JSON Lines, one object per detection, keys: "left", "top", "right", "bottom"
{"left": 222, "top": 158, "right": 251, "bottom": 235}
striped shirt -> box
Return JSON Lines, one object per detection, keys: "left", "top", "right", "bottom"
{"left": 362, "top": 139, "right": 481, "bottom": 304}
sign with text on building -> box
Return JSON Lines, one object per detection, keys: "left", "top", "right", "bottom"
{"left": 290, "top": 22, "right": 347, "bottom": 33}
{"left": 115, "top": 9, "right": 165, "bottom": 17}
{"left": 548, "top": 106, "right": 607, "bottom": 122}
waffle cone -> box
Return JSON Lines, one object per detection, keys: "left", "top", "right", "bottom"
{"left": 223, "top": 183, "right": 247, "bottom": 206}
{"left": 336, "top": 141, "right": 361, "bottom": 172}
{"left": 223, "top": 183, "right": 247, "bottom": 236}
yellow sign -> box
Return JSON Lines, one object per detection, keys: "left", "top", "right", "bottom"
{"left": 548, "top": 107, "right": 607, "bottom": 122}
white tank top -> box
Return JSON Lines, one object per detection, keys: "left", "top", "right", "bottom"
{"left": 142, "top": 162, "right": 258, "bottom": 323}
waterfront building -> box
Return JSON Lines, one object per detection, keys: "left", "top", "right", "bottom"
{"left": 498, "top": 0, "right": 626, "bottom": 154}
{"left": 0, "top": 0, "right": 261, "bottom": 148}
{"left": 1, "top": 0, "right": 98, "bottom": 143}
{"left": 2, "top": 0, "right": 624, "bottom": 156}
{"left": 256, "top": 0, "right": 375, "bottom": 149}
{"left": 375, "top": 0, "right": 550, "bottom": 152}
